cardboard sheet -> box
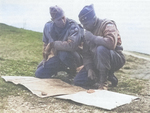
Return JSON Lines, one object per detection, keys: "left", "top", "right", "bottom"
{"left": 1, "top": 76, "right": 139, "bottom": 110}
{"left": 1, "top": 76, "right": 85, "bottom": 97}
{"left": 56, "top": 90, "right": 139, "bottom": 110}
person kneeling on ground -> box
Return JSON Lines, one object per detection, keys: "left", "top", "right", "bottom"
{"left": 35, "top": 6, "right": 84, "bottom": 80}
{"left": 74, "top": 4, "right": 125, "bottom": 89}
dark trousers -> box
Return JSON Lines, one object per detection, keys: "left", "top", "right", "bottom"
{"left": 74, "top": 46, "right": 125, "bottom": 87}
{"left": 35, "top": 51, "right": 81, "bottom": 78}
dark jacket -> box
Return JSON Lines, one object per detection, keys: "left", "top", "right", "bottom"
{"left": 43, "top": 18, "right": 84, "bottom": 54}
{"left": 83, "top": 18, "right": 123, "bottom": 70}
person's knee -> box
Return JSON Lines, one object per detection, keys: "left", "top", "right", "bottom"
{"left": 74, "top": 77, "right": 83, "bottom": 86}
{"left": 74, "top": 75, "right": 81, "bottom": 86}
{"left": 74, "top": 76, "right": 95, "bottom": 88}
{"left": 73, "top": 69, "right": 88, "bottom": 87}
{"left": 35, "top": 67, "right": 48, "bottom": 78}
{"left": 35, "top": 68, "right": 42, "bottom": 78}
{"left": 97, "top": 46, "right": 109, "bottom": 54}
{"left": 73, "top": 78, "right": 78, "bottom": 86}
{"left": 96, "top": 46, "right": 110, "bottom": 58}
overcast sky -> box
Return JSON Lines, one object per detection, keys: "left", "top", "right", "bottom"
{"left": 0, "top": 0, "right": 150, "bottom": 54}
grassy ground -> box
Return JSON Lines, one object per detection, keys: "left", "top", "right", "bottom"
{"left": 0, "top": 23, "right": 150, "bottom": 113}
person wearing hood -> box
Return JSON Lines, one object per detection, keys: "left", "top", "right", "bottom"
{"left": 74, "top": 4, "right": 125, "bottom": 89}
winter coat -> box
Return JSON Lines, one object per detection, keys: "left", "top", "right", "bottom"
{"left": 43, "top": 18, "right": 84, "bottom": 53}
{"left": 83, "top": 18, "right": 123, "bottom": 70}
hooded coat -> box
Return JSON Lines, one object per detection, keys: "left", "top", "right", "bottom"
{"left": 83, "top": 18, "right": 125, "bottom": 71}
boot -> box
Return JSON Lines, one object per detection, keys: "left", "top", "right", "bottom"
{"left": 93, "top": 70, "right": 108, "bottom": 89}
{"left": 99, "top": 74, "right": 108, "bottom": 89}
{"left": 108, "top": 74, "right": 118, "bottom": 87}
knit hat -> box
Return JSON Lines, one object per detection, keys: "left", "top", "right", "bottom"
{"left": 50, "top": 6, "right": 64, "bottom": 20}
{"left": 78, "top": 4, "right": 96, "bottom": 23}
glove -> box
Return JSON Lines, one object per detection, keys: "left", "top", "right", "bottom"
{"left": 88, "top": 69, "right": 97, "bottom": 81}
{"left": 84, "top": 31, "right": 96, "bottom": 42}
{"left": 85, "top": 31, "right": 104, "bottom": 47}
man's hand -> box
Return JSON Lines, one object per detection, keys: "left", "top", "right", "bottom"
{"left": 84, "top": 31, "right": 95, "bottom": 42}
{"left": 43, "top": 42, "right": 54, "bottom": 61}
{"left": 88, "top": 69, "right": 97, "bottom": 81}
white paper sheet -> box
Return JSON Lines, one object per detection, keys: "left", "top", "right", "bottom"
{"left": 56, "top": 90, "right": 139, "bottom": 110}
